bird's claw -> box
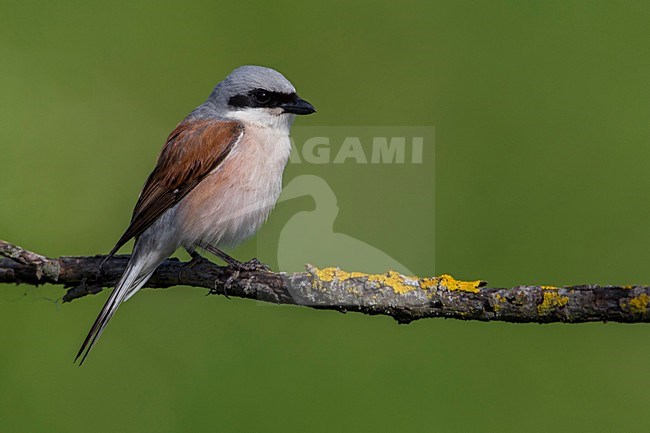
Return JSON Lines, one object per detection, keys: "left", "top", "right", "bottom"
{"left": 238, "top": 258, "right": 271, "bottom": 272}
{"left": 207, "top": 254, "right": 271, "bottom": 298}
{"left": 210, "top": 258, "right": 270, "bottom": 298}
{"left": 221, "top": 267, "right": 240, "bottom": 299}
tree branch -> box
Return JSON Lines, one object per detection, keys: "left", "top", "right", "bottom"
{"left": 1, "top": 240, "right": 649, "bottom": 323}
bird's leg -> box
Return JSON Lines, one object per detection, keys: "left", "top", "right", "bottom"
{"left": 183, "top": 246, "right": 233, "bottom": 297}
{"left": 198, "top": 243, "right": 271, "bottom": 296}
{"left": 239, "top": 257, "right": 271, "bottom": 272}
{"left": 178, "top": 247, "right": 211, "bottom": 283}
{"left": 199, "top": 243, "right": 270, "bottom": 272}
{"left": 186, "top": 247, "right": 207, "bottom": 264}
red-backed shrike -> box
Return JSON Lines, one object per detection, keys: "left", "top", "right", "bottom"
{"left": 76, "top": 65, "right": 315, "bottom": 364}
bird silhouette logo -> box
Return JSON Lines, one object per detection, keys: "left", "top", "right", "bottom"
{"left": 276, "top": 175, "right": 414, "bottom": 276}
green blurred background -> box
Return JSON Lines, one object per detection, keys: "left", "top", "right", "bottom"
{"left": 2, "top": 1, "right": 650, "bottom": 432}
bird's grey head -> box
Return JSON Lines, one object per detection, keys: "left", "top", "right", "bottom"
{"left": 197, "top": 65, "right": 315, "bottom": 128}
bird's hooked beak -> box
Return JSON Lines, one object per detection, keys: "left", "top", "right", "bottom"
{"left": 282, "top": 96, "right": 316, "bottom": 115}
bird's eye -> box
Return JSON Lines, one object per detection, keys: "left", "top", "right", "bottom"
{"left": 253, "top": 90, "right": 271, "bottom": 104}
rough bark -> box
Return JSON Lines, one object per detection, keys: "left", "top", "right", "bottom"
{"left": 1, "top": 240, "right": 649, "bottom": 324}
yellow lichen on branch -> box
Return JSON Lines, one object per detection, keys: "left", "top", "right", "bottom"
{"left": 311, "top": 266, "right": 484, "bottom": 295}
{"left": 367, "top": 271, "right": 418, "bottom": 294}
{"left": 311, "top": 266, "right": 419, "bottom": 294}
{"left": 312, "top": 267, "right": 368, "bottom": 283}
{"left": 421, "top": 274, "right": 484, "bottom": 293}
{"left": 626, "top": 293, "right": 650, "bottom": 315}
{"left": 538, "top": 291, "right": 569, "bottom": 315}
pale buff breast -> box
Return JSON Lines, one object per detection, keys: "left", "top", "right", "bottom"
{"left": 176, "top": 124, "right": 292, "bottom": 248}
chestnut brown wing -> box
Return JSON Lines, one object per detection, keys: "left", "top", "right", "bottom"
{"left": 105, "top": 119, "right": 243, "bottom": 260}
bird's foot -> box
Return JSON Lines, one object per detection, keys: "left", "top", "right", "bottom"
{"left": 198, "top": 244, "right": 271, "bottom": 273}
{"left": 179, "top": 253, "right": 211, "bottom": 284}
{"left": 211, "top": 258, "right": 271, "bottom": 298}
{"left": 221, "top": 267, "right": 240, "bottom": 299}
{"left": 237, "top": 258, "right": 271, "bottom": 272}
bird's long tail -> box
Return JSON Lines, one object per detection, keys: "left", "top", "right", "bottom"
{"left": 75, "top": 249, "right": 162, "bottom": 365}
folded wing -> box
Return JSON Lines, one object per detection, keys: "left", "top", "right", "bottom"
{"left": 105, "top": 119, "right": 244, "bottom": 260}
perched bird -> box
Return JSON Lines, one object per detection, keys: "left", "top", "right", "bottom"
{"left": 76, "top": 65, "right": 315, "bottom": 364}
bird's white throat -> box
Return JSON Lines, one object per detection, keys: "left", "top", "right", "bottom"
{"left": 226, "top": 107, "right": 296, "bottom": 133}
